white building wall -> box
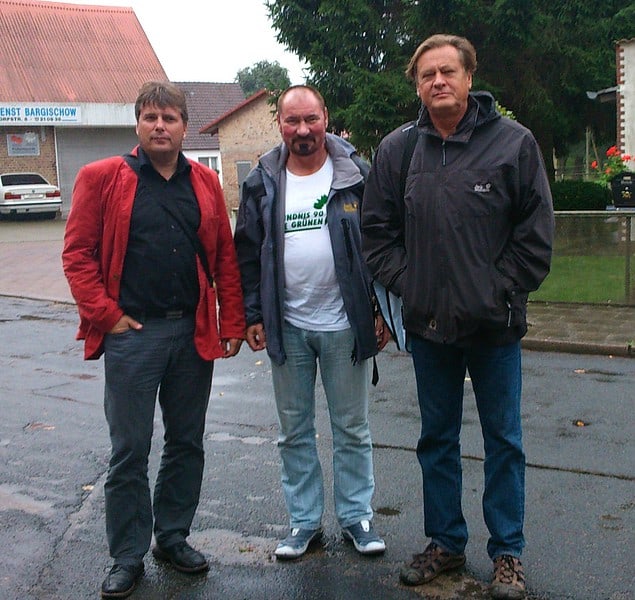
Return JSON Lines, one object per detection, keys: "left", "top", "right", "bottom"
{"left": 79, "top": 103, "right": 136, "bottom": 126}
{"left": 618, "top": 40, "right": 635, "bottom": 170}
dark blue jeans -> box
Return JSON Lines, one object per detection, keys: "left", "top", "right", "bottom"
{"left": 103, "top": 316, "right": 213, "bottom": 565}
{"left": 410, "top": 336, "right": 525, "bottom": 559}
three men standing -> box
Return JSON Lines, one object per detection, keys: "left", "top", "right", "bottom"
{"left": 64, "top": 33, "right": 553, "bottom": 597}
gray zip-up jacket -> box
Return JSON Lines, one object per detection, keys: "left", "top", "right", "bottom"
{"left": 361, "top": 92, "right": 554, "bottom": 346}
{"left": 234, "top": 133, "right": 378, "bottom": 365}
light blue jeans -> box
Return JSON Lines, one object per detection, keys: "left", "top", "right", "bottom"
{"left": 410, "top": 336, "right": 525, "bottom": 559}
{"left": 270, "top": 322, "right": 375, "bottom": 530}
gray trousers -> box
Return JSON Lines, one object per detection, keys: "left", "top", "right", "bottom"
{"left": 102, "top": 316, "right": 213, "bottom": 565}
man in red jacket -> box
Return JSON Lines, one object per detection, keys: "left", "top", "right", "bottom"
{"left": 62, "top": 81, "right": 245, "bottom": 599}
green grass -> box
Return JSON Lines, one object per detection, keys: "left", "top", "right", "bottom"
{"left": 530, "top": 255, "right": 632, "bottom": 304}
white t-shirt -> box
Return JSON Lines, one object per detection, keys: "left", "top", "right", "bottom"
{"left": 283, "top": 156, "right": 349, "bottom": 331}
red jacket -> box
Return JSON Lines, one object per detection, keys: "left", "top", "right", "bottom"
{"left": 62, "top": 147, "right": 246, "bottom": 360}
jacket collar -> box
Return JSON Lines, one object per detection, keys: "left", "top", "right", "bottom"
{"left": 416, "top": 91, "right": 500, "bottom": 143}
{"left": 258, "top": 133, "right": 364, "bottom": 190}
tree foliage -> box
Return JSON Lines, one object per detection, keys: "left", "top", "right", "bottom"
{"left": 235, "top": 60, "right": 291, "bottom": 96}
{"left": 266, "top": 0, "right": 633, "bottom": 170}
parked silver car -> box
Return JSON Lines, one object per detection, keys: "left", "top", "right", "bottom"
{"left": 0, "top": 172, "right": 62, "bottom": 219}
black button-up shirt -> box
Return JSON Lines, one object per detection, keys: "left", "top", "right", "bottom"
{"left": 119, "top": 148, "right": 200, "bottom": 318}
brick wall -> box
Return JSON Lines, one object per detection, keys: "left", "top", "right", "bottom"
{"left": 216, "top": 96, "right": 281, "bottom": 213}
{"left": 0, "top": 127, "right": 58, "bottom": 184}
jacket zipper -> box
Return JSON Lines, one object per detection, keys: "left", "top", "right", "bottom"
{"left": 439, "top": 139, "right": 448, "bottom": 340}
{"left": 341, "top": 218, "right": 354, "bottom": 272}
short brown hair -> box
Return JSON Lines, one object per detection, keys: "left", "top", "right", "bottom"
{"left": 134, "top": 81, "right": 188, "bottom": 124}
{"left": 276, "top": 84, "right": 326, "bottom": 113}
{"left": 405, "top": 34, "right": 477, "bottom": 81}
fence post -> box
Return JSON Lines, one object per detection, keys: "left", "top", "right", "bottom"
{"left": 625, "top": 214, "right": 632, "bottom": 303}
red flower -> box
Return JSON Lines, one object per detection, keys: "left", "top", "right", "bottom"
{"left": 590, "top": 146, "right": 630, "bottom": 187}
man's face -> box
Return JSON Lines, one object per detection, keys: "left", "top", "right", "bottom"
{"left": 135, "top": 103, "right": 187, "bottom": 160}
{"left": 277, "top": 89, "right": 328, "bottom": 158}
{"left": 415, "top": 45, "right": 472, "bottom": 119}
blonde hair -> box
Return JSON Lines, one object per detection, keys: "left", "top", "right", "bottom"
{"left": 405, "top": 34, "right": 477, "bottom": 81}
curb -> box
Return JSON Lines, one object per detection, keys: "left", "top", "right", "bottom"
{"left": 2, "top": 292, "right": 633, "bottom": 359}
{"left": 522, "top": 338, "right": 634, "bottom": 358}
{"left": 0, "top": 293, "right": 74, "bottom": 306}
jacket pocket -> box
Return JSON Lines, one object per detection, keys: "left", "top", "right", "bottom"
{"left": 506, "top": 287, "right": 527, "bottom": 328}
{"left": 194, "top": 282, "right": 222, "bottom": 361}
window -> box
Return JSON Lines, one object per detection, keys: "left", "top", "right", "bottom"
{"left": 236, "top": 161, "right": 252, "bottom": 187}
{"left": 198, "top": 156, "right": 219, "bottom": 173}
{"left": 236, "top": 161, "right": 252, "bottom": 202}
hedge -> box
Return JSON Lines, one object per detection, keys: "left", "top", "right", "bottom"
{"left": 550, "top": 180, "right": 611, "bottom": 211}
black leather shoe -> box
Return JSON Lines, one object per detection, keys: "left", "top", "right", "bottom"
{"left": 101, "top": 563, "right": 144, "bottom": 599}
{"left": 152, "top": 541, "right": 209, "bottom": 574}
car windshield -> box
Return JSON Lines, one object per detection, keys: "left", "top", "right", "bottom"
{"left": 1, "top": 173, "right": 49, "bottom": 185}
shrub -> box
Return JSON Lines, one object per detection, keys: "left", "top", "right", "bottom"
{"left": 550, "top": 180, "right": 611, "bottom": 211}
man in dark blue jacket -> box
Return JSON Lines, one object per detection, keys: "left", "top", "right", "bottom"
{"left": 234, "top": 85, "right": 388, "bottom": 559}
{"left": 361, "top": 35, "right": 554, "bottom": 599}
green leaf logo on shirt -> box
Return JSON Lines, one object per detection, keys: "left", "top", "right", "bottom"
{"left": 313, "top": 194, "right": 328, "bottom": 210}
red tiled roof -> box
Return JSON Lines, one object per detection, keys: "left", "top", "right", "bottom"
{"left": 176, "top": 82, "right": 245, "bottom": 151}
{"left": 0, "top": 0, "right": 167, "bottom": 103}
{"left": 199, "top": 89, "right": 270, "bottom": 135}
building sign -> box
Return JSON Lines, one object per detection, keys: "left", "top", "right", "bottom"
{"left": 7, "top": 132, "right": 40, "bottom": 156}
{"left": 0, "top": 104, "right": 81, "bottom": 124}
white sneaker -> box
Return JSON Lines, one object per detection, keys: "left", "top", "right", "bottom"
{"left": 342, "top": 519, "right": 386, "bottom": 555}
{"left": 274, "top": 528, "right": 322, "bottom": 559}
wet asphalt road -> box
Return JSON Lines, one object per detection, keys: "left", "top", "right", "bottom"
{"left": 0, "top": 295, "right": 633, "bottom": 600}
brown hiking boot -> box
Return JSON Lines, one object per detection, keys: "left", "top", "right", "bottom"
{"left": 399, "top": 542, "right": 466, "bottom": 586}
{"left": 490, "top": 555, "right": 525, "bottom": 599}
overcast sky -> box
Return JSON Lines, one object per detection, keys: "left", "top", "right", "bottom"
{"left": 59, "top": 0, "right": 307, "bottom": 83}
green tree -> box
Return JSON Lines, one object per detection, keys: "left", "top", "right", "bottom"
{"left": 266, "top": 0, "right": 633, "bottom": 170}
{"left": 267, "top": 0, "right": 416, "bottom": 156}
{"left": 236, "top": 60, "right": 291, "bottom": 96}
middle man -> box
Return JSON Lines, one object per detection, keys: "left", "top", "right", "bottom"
{"left": 234, "top": 85, "right": 388, "bottom": 559}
